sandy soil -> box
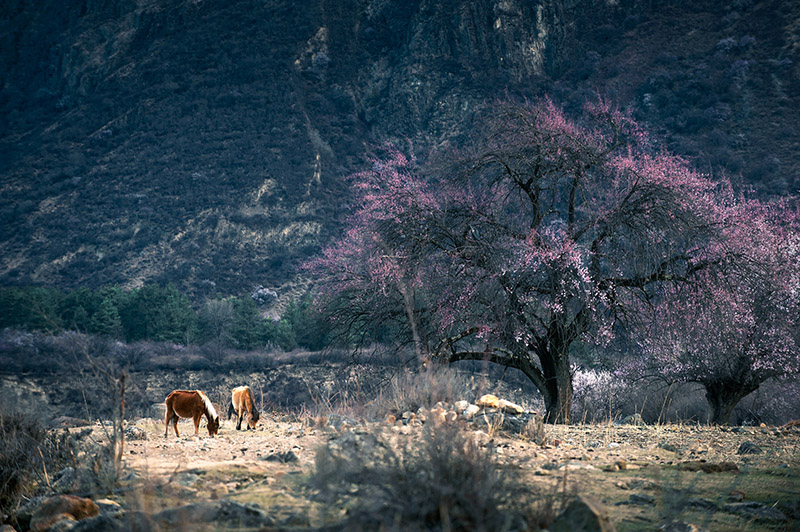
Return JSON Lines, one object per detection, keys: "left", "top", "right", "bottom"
{"left": 114, "top": 415, "right": 800, "bottom": 531}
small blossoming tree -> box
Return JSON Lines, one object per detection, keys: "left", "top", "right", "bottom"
{"left": 311, "top": 98, "right": 794, "bottom": 423}
{"left": 636, "top": 202, "right": 800, "bottom": 424}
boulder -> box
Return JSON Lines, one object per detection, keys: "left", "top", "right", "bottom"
{"left": 461, "top": 404, "right": 481, "bottom": 420}
{"left": 262, "top": 451, "right": 299, "bottom": 463}
{"left": 550, "top": 495, "right": 615, "bottom": 532}
{"left": 453, "top": 400, "right": 470, "bottom": 413}
{"left": 497, "top": 399, "right": 525, "bottom": 415}
{"left": 124, "top": 426, "right": 148, "bottom": 441}
{"left": 736, "top": 441, "right": 763, "bottom": 454}
{"left": 476, "top": 394, "right": 500, "bottom": 409}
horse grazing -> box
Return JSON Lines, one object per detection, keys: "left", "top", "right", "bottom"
{"left": 164, "top": 390, "right": 220, "bottom": 438}
{"left": 227, "top": 385, "right": 260, "bottom": 430}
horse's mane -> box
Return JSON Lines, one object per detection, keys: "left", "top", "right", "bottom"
{"left": 197, "top": 390, "right": 219, "bottom": 420}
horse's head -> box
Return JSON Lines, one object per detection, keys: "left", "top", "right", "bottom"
{"left": 207, "top": 416, "right": 220, "bottom": 436}
{"left": 247, "top": 409, "right": 260, "bottom": 430}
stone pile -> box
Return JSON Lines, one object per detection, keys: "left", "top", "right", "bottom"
{"left": 387, "top": 394, "right": 545, "bottom": 444}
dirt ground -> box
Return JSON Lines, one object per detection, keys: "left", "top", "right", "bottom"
{"left": 113, "top": 414, "right": 800, "bottom": 531}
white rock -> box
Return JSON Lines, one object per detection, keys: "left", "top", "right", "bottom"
{"left": 462, "top": 404, "right": 481, "bottom": 420}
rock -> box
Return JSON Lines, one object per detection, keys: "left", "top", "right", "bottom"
{"left": 497, "top": 399, "right": 525, "bottom": 415}
{"left": 92, "top": 499, "right": 122, "bottom": 514}
{"left": 124, "top": 426, "right": 148, "bottom": 441}
{"left": 476, "top": 394, "right": 500, "bottom": 409}
{"left": 615, "top": 493, "right": 655, "bottom": 506}
{"left": 316, "top": 431, "right": 394, "bottom": 482}
{"left": 70, "top": 512, "right": 157, "bottom": 532}
{"left": 153, "top": 499, "right": 274, "bottom": 528}
{"left": 658, "top": 442, "right": 679, "bottom": 452}
{"left": 327, "top": 413, "right": 359, "bottom": 431}
{"left": 0, "top": 526, "right": 16, "bottom": 532}
{"left": 685, "top": 498, "right": 718, "bottom": 511}
{"left": 279, "top": 512, "right": 310, "bottom": 527}
{"left": 29, "top": 495, "right": 99, "bottom": 532}
{"left": 453, "top": 400, "right": 470, "bottom": 413}
{"left": 46, "top": 518, "right": 76, "bottom": 532}
{"left": 615, "top": 413, "right": 645, "bottom": 426}
{"left": 48, "top": 416, "right": 90, "bottom": 428}
{"left": 558, "top": 462, "right": 597, "bottom": 472}
{"left": 550, "top": 495, "right": 615, "bottom": 532}
{"left": 262, "top": 451, "right": 298, "bottom": 463}
{"left": 722, "top": 502, "right": 786, "bottom": 522}
{"left": 736, "top": 441, "right": 763, "bottom": 454}
{"left": 462, "top": 404, "right": 481, "bottom": 420}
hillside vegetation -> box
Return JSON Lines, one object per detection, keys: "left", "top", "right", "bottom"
{"left": 2, "top": 0, "right": 799, "bottom": 300}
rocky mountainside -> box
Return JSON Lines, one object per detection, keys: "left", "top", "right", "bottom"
{"left": 2, "top": 0, "right": 798, "bottom": 301}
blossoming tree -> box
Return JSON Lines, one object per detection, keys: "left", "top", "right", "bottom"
{"left": 312, "top": 98, "right": 794, "bottom": 423}
{"left": 636, "top": 202, "right": 800, "bottom": 424}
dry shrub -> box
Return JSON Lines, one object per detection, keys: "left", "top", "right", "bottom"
{"left": 0, "top": 413, "right": 76, "bottom": 520}
{"left": 312, "top": 422, "right": 551, "bottom": 531}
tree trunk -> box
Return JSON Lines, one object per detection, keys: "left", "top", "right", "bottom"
{"left": 538, "top": 346, "right": 574, "bottom": 424}
{"left": 542, "top": 368, "right": 573, "bottom": 424}
{"left": 704, "top": 382, "right": 757, "bottom": 425}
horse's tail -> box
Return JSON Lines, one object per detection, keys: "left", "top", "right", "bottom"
{"left": 227, "top": 401, "right": 235, "bottom": 420}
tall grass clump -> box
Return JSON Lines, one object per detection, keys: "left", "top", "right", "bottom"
{"left": 312, "top": 421, "right": 551, "bottom": 531}
{"left": 0, "top": 413, "right": 75, "bottom": 521}
{"left": 365, "top": 367, "right": 475, "bottom": 420}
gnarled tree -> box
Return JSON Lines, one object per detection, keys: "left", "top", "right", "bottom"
{"left": 312, "top": 98, "right": 782, "bottom": 423}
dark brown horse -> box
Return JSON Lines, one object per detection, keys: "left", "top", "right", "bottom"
{"left": 164, "top": 390, "right": 220, "bottom": 438}
{"left": 227, "top": 385, "right": 260, "bottom": 430}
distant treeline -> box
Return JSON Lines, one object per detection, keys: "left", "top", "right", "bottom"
{"left": 0, "top": 285, "right": 327, "bottom": 351}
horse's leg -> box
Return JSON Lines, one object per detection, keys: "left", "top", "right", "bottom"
{"left": 236, "top": 410, "right": 243, "bottom": 430}
{"left": 172, "top": 415, "right": 180, "bottom": 438}
{"left": 193, "top": 412, "right": 202, "bottom": 435}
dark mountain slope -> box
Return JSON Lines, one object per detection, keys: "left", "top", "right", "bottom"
{"left": 1, "top": 0, "right": 798, "bottom": 301}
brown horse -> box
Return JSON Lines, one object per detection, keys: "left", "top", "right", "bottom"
{"left": 164, "top": 390, "right": 220, "bottom": 438}
{"left": 227, "top": 385, "right": 260, "bottom": 430}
